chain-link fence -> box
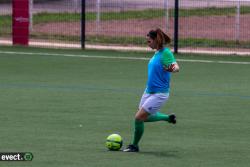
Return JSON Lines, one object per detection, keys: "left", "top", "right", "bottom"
{"left": 1, "top": 0, "right": 250, "bottom": 53}
{"left": 177, "top": 0, "right": 250, "bottom": 52}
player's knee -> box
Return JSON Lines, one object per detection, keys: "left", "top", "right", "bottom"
{"left": 135, "top": 115, "right": 145, "bottom": 121}
{"left": 135, "top": 109, "right": 148, "bottom": 121}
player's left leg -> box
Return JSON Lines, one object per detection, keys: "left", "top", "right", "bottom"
{"left": 145, "top": 112, "right": 176, "bottom": 124}
{"left": 142, "top": 93, "right": 176, "bottom": 123}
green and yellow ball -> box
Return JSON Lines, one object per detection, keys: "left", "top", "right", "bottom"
{"left": 106, "top": 134, "right": 123, "bottom": 151}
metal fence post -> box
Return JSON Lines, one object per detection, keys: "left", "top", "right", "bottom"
{"left": 164, "top": 0, "right": 169, "bottom": 30}
{"left": 235, "top": 0, "right": 240, "bottom": 44}
{"left": 96, "top": 0, "right": 101, "bottom": 34}
{"left": 81, "top": 0, "right": 85, "bottom": 49}
{"left": 174, "top": 0, "right": 179, "bottom": 54}
{"left": 29, "top": 0, "right": 33, "bottom": 31}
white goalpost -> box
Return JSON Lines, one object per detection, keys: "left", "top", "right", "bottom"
{"left": 29, "top": 0, "right": 33, "bottom": 31}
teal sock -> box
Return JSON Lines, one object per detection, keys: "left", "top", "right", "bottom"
{"left": 145, "top": 112, "right": 170, "bottom": 122}
{"left": 132, "top": 120, "right": 144, "bottom": 146}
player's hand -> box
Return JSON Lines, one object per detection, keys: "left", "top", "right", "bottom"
{"left": 166, "top": 64, "right": 175, "bottom": 72}
{"left": 165, "top": 63, "right": 180, "bottom": 72}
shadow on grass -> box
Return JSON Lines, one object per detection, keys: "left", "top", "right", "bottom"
{"left": 105, "top": 149, "right": 180, "bottom": 159}
{"left": 140, "top": 150, "right": 180, "bottom": 158}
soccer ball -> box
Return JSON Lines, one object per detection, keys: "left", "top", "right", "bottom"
{"left": 106, "top": 134, "right": 123, "bottom": 151}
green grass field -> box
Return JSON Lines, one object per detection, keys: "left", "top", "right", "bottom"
{"left": 0, "top": 46, "right": 250, "bottom": 167}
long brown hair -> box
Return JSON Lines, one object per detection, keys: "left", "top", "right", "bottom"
{"left": 147, "top": 28, "right": 171, "bottom": 50}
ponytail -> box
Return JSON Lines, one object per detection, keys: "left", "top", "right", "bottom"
{"left": 147, "top": 28, "right": 171, "bottom": 50}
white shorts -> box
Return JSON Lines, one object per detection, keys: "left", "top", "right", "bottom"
{"left": 139, "top": 92, "right": 169, "bottom": 114}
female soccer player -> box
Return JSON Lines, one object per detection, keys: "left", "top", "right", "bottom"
{"left": 123, "top": 28, "right": 180, "bottom": 152}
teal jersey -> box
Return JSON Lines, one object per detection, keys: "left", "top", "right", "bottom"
{"left": 145, "top": 47, "right": 176, "bottom": 93}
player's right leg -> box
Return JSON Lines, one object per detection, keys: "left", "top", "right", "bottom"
{"left": 123, "top": 108, "right": 148, "bottom": 152}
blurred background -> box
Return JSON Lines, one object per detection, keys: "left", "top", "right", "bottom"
{"left": 1, "top": 0, "right": 250, "bottom": 53}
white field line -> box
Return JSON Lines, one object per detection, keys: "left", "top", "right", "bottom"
{"left": 178, "top": 49, "right": 250, "bottom": 56}
{"left": 1, "top": 39, "right": 250, "bottom": 56}
{"left": 0, "top": 50, "right": 250, "bottom": 65}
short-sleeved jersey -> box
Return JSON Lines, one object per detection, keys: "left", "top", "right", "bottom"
{"left": 145, "top": 47, "right": 176, "bottom": 94}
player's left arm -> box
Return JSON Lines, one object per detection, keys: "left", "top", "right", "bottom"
{"left": 167, "top": 62, "right": 180, "bottom": 73}
{"left": 161, "top": 50, "right": 180, "bottom": 73}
